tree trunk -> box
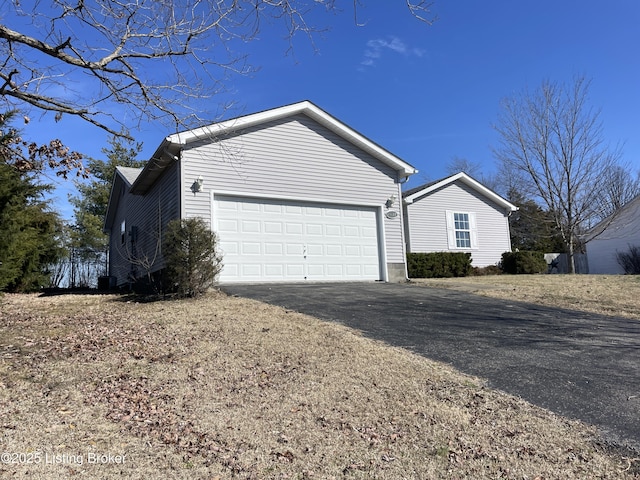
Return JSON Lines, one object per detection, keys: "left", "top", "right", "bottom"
{"left": 568, "top": 234, "right": 576, "bottom": 274}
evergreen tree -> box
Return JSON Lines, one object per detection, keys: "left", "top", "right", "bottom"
{"left": 162, "top": 218, "right": 223, "bottom": 297}
{"left": 507, "top": 189, "right": 565, "bottom": 253}
{"left": 69, "top": 135, "right": 145, "bottom": 286}
{"left": 0, "top": 112, "right": 64, "bottom": 292}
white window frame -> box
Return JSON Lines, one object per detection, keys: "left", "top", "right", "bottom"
{"left": 446, "top": 211, "right": 478, "bottom": 250}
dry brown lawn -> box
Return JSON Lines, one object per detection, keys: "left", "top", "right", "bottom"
{"left": 412, "top": 274, "right": 640, "bottom": 319}
{"left": 0, "top": 287, "right": 638, "bottom": 479}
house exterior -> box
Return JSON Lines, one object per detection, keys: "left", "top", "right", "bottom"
{"left": 585, "top": 195, "right": 640, "bottom": 274}
{"left": 104, "top": 101, "right": 418, "bottom": 285}
{"left": 402, "top": 172, "right": 517, "bottom": 267}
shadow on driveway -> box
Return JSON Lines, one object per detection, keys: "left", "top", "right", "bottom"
{"left": 222, "top": 281, "right": 640, "bottom": 452}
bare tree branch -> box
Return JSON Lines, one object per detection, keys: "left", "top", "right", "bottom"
{"left": 1, "top": 0, "right": 436, "bottom": 146}
{"left": 493, "top": 76, "right": 623, "bottom": 273}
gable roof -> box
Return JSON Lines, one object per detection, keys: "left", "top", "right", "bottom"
{"left": 584, "top": 192, "right": 640, "bottom": 240}
{"left": 117, "top": 166, "right": 144, "bottom": 186}
{"left": 103, "top": 166, "right": 144, "bottom": 232}
{"left": 403, "top": 172, "right": 518, "bottom": 212}
{"left": 130, "top": 100, "right": 417, "bottom": 194}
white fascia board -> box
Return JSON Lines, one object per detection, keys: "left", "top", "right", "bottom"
{"left": 404, "top": 172, "right": 518, "bottom": 211}
{"left": 167, "top": 101, "right": 418, "bottom": 178}
{"left": 302, "top": 103, "right": 417, "bottom": 178}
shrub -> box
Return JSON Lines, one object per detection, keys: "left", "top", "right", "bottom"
{"left": 407, "top": 252, "right": 472, "bottom": 278}
{"left": 616, "top": 244, "right": 640, "bottom": 274}
{"left": 472, "top": 264, "right": 503, "bottom": 276}
{"left": 500, "top": 251, "right": 547, "bottom": 274}
{"left": 162, "top": 218, "right": 223, "bottom": 297}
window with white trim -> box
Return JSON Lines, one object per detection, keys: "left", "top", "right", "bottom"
{"left": 446, "top": 211, "right": 478, "bottom": 249}
{"left": 454, "top": 212, "right": 471, "bottom": 248}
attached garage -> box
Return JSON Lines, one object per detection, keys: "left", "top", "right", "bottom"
{"left": 213, "top": 194, "right": 384, "bottom": 283}
{"left": 105, "top": 101, "right": 417, "bottom": 287}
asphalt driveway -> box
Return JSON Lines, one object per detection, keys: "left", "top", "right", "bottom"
{"left": 222, "top": 281, "right": 640, "bottom": 452}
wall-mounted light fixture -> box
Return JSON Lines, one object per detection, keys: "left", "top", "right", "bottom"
{"left": 385, "top": 194, "right": 397, "bottom": 208}
{"left": 191, "top": 176, "right": 204, "bottom": 193}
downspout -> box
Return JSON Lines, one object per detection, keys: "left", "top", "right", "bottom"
{"left": 398, "top": 172, "right": 413, "bottom": 282}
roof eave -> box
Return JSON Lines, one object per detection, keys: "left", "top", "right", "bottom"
{"left": 403, "top": 172, "right": 517, "bottom": 211}
{"left": 129, "top": 138, "right": 180, "bottom": 194}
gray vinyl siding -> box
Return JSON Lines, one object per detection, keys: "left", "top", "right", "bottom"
{"left": 108, "top": 162, "right": 180, "bottom": 286}
{"left": 405, "top": 180, "right": 512, "bottom": 267}
{"left": 587, "top": 236, "right": 625, "bottom": 274}
{"left": 180, "top": 114, "right": 406, "bottom": 263}
{"left": 586, "top": 198, "right": 640, "bottom": 274}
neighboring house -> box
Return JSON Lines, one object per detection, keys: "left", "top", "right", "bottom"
{"left": 585, "top": 194, "right": 640, "bottom": 274}
{"left": 104, "top": 101, "right": 418, "bottom": 285}
{"left": 402, "top": 172, "right": 517, "bottom": 267}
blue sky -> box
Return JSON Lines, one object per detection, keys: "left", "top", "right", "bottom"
{"left": 15, "top": 1, "right": 640, "bottom": 220}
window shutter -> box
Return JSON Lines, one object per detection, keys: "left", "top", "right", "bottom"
{"left": 445, "top": 210, "right": 456, "bottom": 249}
{"left": 469, "top": 212, "right": 479, "bottom": 249}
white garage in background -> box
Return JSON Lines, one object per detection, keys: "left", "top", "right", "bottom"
{"left": 104, "top": 101, "right": 417, "bottom": 286}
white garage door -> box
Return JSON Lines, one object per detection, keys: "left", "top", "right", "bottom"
{"left": 213, "top": 195, "right": 382, "bottom": 283}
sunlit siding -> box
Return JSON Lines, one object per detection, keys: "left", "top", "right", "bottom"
{"left": 405, "top": 180, "right": 512, "bottom": 267}
{"left": 586, "top": 198, "right": 640, "bottom": 274}
{"left": 109, "top": 162, "right": 180, "bottom": 285}
{"left": 180, "top": 114, "right": 406, "bottom": 263}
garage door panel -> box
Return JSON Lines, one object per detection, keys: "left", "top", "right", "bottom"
{"left": 344, "top": 226, "right": 361, "bottom": 237}
{"left": 214, "top": 195, "right": 381, "bottom": 283}
{"left": 362, "top": 226, "right": 378, "bottom": 238}
{"left": 326, "top": 265, "right": 344, "bottom": 276}
{"left": 241, "top": 265, "right": 261, "bottom": 276}
{"left": 264, "top": 222, "right": 283, "bottom": 234}
{"left": 286, "top": 264, "right": 305, "bottom": 276}
{"left": 344, "top": 245, "right": 361, "bottom": 257}
{"left": 306, "top": 224, "right": 323, "bottom": 235}
{"left": 264, "top": 265, "right": 284, "bottom": 276}
{"left": 324, "top": 209, "right": 342, "bottom": 217}
{"left": 219, "top": 241, "right": 238, "bottom": 255}
{"left": 325, "top": 244, "right": 342, "bottom": 256}
{"left": 264, "top": 243, "right": 283, "bottom": 255}
{"left": 307, "top": 265, "right": 325, "bottom": 276}
{"left": 362, "top": 245, "right": 379, "bottom": 257}
{"left": 286, "top": 244, "right": 304, "bottom": 255}
{"left": 346, "top": 265, "right": 364, "bottom": 275}
{"left": 285, "top": 205, "right": 303, "bottom": 215}
{"left": 241, "top": 220, "right": 261, "bottom": 233}
{"left": 241, "top": 242, "right": 261, "bottom": 255}
{"left": 241, "top": 202, "right": 261, "bottom": 212}
{"left": 218, "top": 219, "right": 238, "bottom": 233}
{"left": 365, "top": 263, "right": 381, "bottom": 273}
{"left": 286, "top": 223, "right": 304, "bottom": 235}
{"left": 325, "top": 225, "right": 342, "bottom": 236}
{"left": 263, "top": 203, "right": 283, "bottom": 214}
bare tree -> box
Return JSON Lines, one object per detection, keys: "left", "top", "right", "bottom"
{"left": 445, "top": 156, "right": 500, "bottom": 193}
{"left": 493, "top": 76, "right": 622, "bottom": 273}
{"left": 1, "top": 1, "right": 435, "bottom": 142}
{"left": 594, "top": 164, "right": 640, "bottom": 223}
{"left": 446, "top": 156, "right": 483, "bottom": 177}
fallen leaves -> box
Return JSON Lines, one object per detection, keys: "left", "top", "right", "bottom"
{"left": 0, "top": 293, "right": 637, "bottom": 479}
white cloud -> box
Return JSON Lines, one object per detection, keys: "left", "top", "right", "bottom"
{"left": 360, "top": 36, "right": 423, "bottom": 67}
